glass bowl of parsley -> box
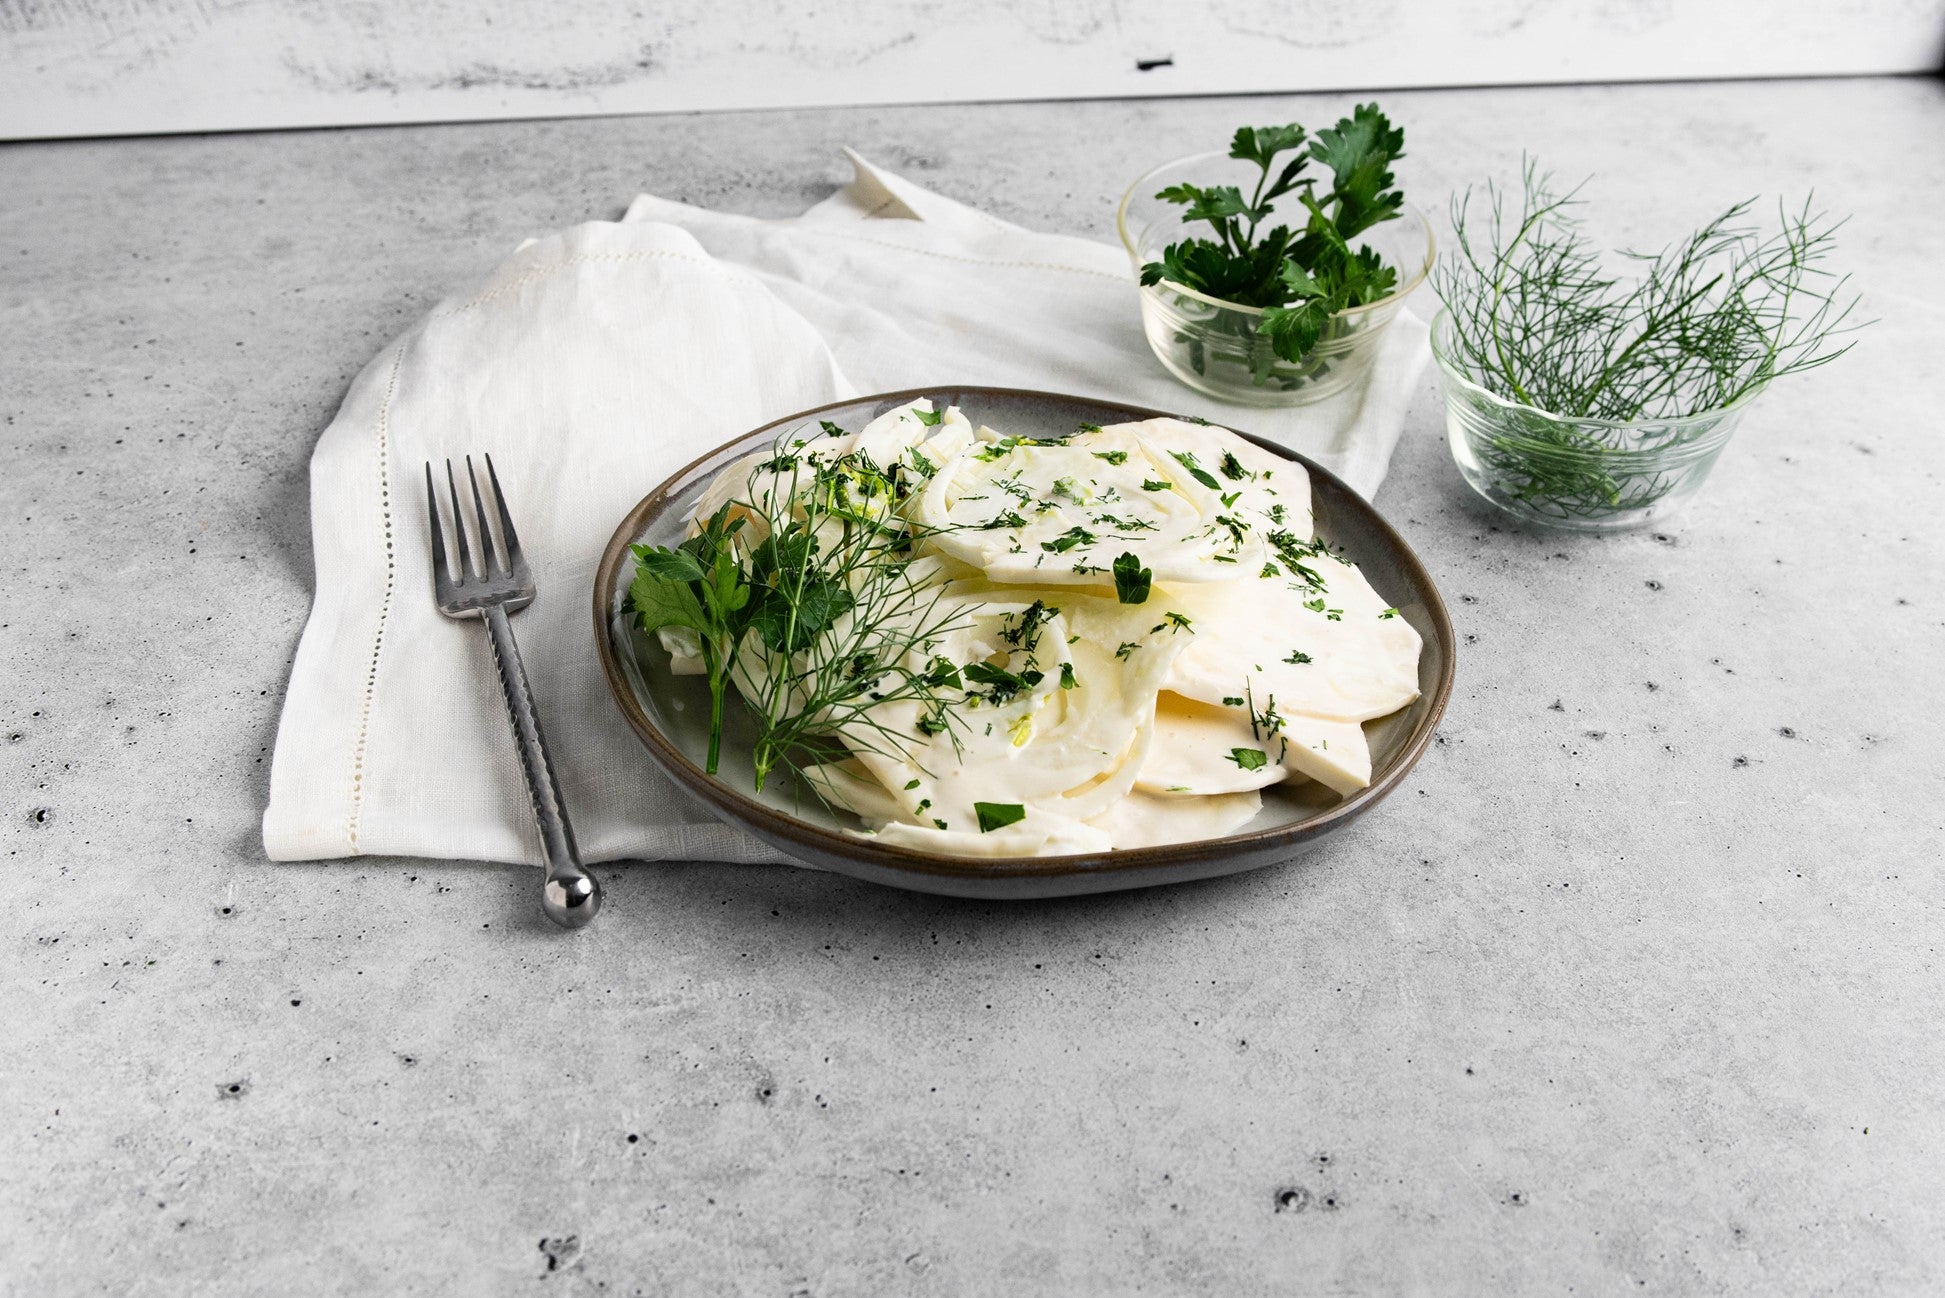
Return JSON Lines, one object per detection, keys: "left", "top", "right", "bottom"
{"left": 1117, "top": 108, "right": 1434, "bottom": 407}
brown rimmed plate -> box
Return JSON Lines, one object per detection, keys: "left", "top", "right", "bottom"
{"left": 593, "top": 387, "right": 1453, "bottom": 899}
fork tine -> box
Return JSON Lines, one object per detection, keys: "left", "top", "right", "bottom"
{"left": 482, "top": 453, "right": 525, "bottom": 572}
{"left": 445, "top": 459, "right": 473, "bottom": 581}
{"left": 465, "top": 455, "right": 502, "bottom": 577}
{"left": 424, "top": 462, "right": 451, "bottom": 589}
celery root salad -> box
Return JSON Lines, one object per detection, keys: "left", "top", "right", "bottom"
{"left": 629, "top": 400, "right": 1420, "bottom": 857}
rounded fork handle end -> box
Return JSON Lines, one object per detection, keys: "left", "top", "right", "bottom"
{"left": 543, "top": 868, "right": 602, "bottom": 929}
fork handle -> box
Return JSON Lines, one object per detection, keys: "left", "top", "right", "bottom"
{"left": 482, "top": 604, "right": 602, "bottom": 928}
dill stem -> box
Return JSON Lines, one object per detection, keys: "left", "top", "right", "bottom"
{"left": 1485, "top": 197, "right": 1559, "bottom": 409}
{"left": 1574, "top": 272, "right": 1725, "bottom": 418}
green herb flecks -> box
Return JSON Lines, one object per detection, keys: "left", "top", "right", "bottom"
{"left": 1170, "top": 451, "right": 1222, "bottom": 490}
{"left": 1041, "top": 526, "right": 1096, "bottom": 554}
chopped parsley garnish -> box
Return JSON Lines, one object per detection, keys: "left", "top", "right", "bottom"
{"left": 819, "top": 420, "right": 846, "bottom": 438}
{"left": 1260, "top": 563, "right": 1280, "bottom": 578}
{"left": 1151, "top": 611, "right": 1193, "bottom": 634}
{"left": 904, "top": 778, "right": 921, "bottom": 790}
{"left": 1092, "top": 450, "right": 1129, "bottom": 465}
{"left": 1169, "top": 450, "right": 1222, "bottom": 490}
{"left": 1283, "top": 650, "right": 1313, "bottom": 665}
{"left": 1001, "top": 600, "right": 1060, "bottom": 655}
{"left": 964, "top": 661, "right": 1031, "bottom": 704}
{"left": 1111, "top": 552, "right": 1152, "bottom": 605}
{"left": 914, "top": 406, "right": 943, "bottom": 426}
{"left": 1379, "top": 607, "right": 1399, "bottom": 619}
{"left": 1268, "top": 530, "right": 1328, "bottom": 589}
{"left": 1219, "top": 450, "right": 1250, "bottom": 481}
{"left": 1142, "top": 479, "right": 1174, "bottom": 492}
{"left": 1223, "top": 696, "right": 1245, "bottom": 707}
{"left": 1116, "top": 641, "right": 1140, "bottom": 659}
{"left": 975, "top": 802, "right": 1027, "bottom": 833}
{"left": 1250, "top": 692, "right": 1286, "bottom": 741}
{"left": 1228, "top": 748, "right": 1268, "bottom": 771}
{"left": 1059, "top": 661, "right": 1077, "bottom": 689}
{"left": 1040, "top": 526, "right": 1096, "bottom": 554}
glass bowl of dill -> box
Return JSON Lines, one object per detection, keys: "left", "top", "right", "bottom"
{"left": 1117, "top": 148, "right": 1434, "bottom": 408}
{"left": 1428, "top": 161, "right": 1861, "bottom": 532}
{"left": 1432, "top": 311, "right": 1761, "bottom": 533}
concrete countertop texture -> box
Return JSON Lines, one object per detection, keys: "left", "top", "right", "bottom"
{"left": 4, "top": 76, "right": 1942, "bottom": 1294}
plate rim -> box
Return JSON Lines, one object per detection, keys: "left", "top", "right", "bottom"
{"left": 591, "top": 385, "right": 1455, "bottom": 882}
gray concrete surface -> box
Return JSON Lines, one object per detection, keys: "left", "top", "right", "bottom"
{"left": 5, "top": 77, "right": 1944, "bottom": 1295}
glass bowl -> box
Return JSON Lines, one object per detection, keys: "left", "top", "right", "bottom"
{"left": 1117, "top": 151, "right": 1434, "bottom": 407}
{"left": 1430, "top": 312, "right": 1760, "bottom": 533}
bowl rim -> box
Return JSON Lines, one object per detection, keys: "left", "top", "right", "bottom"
{"left": 1116, "top": 149, "right": 1437, "bottom": 320}
{"left": 1428, "top": 308, "right": 1770, "bottom": 437}
{"left": 592, "top": 385, "right": 1455, "bottom": 883}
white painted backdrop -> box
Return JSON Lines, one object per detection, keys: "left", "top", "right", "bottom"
{"left": 3, "top": 0, "right": 1942, "bottom": 140}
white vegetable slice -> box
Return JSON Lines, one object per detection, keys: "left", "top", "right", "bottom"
{"left": 799, "top": 759, "right": 907, "bottom": 827}
{"left": 911, "top": 427, "right": 1265, "bottom": 585}
{"left": 1105, "top": 417, "right": 1313, "bottom": 534}
{"left": 847, "top": 399, "right": 947, "bottom": 467}
{"left": 844, "top": 591, "right": 1183, "bottom": 834}
{"left": 1161, "top": 550, "right": 1421, "bottom": 723}
{"left": 1275, "top": 713, "right": 1373, "bottom": 795}
{"left": 657, "top": 625, "right": 706, "bottom": 675}
{"left": 858, "top": 811, "right": 1112, "bottom": 858}
{"left": 1136, "top": 692, "right": 1293, "bottom": 796}
{"left": 686, "top": 400, "right": 957, "bottom": 544}
{"left": 1085, "top": 789, "right": 1262, "bottom": 849}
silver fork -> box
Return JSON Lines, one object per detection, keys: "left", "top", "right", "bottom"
{"left": 424, "top": 455, "right": 601, "bottom": 929}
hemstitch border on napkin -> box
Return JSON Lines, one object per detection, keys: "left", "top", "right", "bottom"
{"left": 345, "top": 343, "right": 404, "bottom": 854}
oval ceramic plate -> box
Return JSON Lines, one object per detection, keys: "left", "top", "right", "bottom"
{"left": 594, "top": 387, "right": 1453, "bottom": 899}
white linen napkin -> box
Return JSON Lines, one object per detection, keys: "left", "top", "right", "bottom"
{"left": 263, "top": 152, "right": 1430, "bottom": 866}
